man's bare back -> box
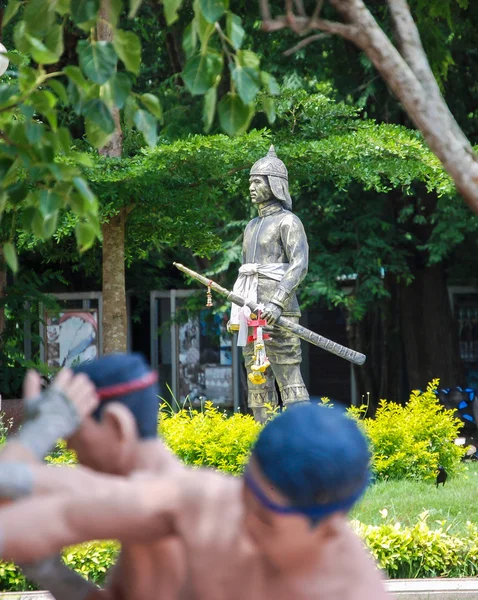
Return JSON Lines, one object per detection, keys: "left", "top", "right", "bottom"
{"left": 140, "top": 469, "right": 386, "bottom": 600}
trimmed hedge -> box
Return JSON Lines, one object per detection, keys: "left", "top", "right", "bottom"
{"left": 3, "top": 515, "right": 478, "bottom": 588}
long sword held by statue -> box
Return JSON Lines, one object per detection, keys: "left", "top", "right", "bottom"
{"left": 173, "top": 262, "right": 366, "bottom": 366}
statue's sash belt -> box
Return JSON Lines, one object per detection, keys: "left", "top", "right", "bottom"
{"left": 230, "top": 263, "right": 287, "bottom": 346}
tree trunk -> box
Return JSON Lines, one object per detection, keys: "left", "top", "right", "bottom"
{"left": 400, "top": 262, "right": 464, "bottom": 390}
{"left": 102, "top": 209, "right": 128, "bottom": 353}
{"left": 98, "top": 0, "right": 127, "bottom": 353}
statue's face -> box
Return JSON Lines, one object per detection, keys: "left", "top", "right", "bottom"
{"left": 249, "top": 175, "right": 272, "bottom": 204}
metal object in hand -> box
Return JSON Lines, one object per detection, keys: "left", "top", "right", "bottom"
{"left": 173, "top": 262, "right": 366, "bottom": 366}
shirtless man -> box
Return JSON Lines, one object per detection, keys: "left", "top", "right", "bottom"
{"left": 0, "top": 391, "right": 389, "bottom": 599}
{"left": 0, "top": 353, "right": 184, "bottom": 600}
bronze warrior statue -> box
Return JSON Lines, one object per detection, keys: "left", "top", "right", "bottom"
{"left": 230, "top": 145, "right": 309, "bottom": 422}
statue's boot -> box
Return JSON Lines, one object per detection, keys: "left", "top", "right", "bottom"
{"left": 252, "top": 407, "right": 269, "bottom": 424}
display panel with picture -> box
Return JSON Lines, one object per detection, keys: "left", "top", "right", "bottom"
{"left": 44, "top": 309, "right": 99, "bottom": 368}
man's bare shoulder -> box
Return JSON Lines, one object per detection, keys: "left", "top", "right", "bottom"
{"left": 126, "top": 467, "right": 241, "bottom": 511}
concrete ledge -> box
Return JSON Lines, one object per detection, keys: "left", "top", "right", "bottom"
{"left": 1, "top": 579, "right": 478, "bottom": 599}
{"left": 386, "top": 578, "right": 478, "bottom": 599}
{"left": 0, "top": 594, "right": 52, "bottom": 600}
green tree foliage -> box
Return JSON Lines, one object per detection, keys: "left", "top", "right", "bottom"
{"left": 0, "top": 0, "right": 164, "bottom": 269}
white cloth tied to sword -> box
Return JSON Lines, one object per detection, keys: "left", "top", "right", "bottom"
{"left": 230, "top": 262, "right": 287, "bottom": 346}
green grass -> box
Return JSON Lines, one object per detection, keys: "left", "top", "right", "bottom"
{"left": 352, "top": 462, "right": 478, "bottom": 534}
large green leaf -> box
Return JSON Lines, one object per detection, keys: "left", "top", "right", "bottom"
{"left": 113, "top": 29, "right": 141, "bottom": 75}
{"left": 133, "top": 109, "right": 157, "bottom": 147}
{"left": 194, "top": 1, "right": 214, "bottom": 42}
{"left": 202, "top": 86, "right": 216, "bottom": 132}
{"left": 76, "top": 221, "right": 97, "bottom": 252}
{"left": 48, "top": 79, "right": 68, "bottom": 105}
{"left": 262, "top": 96, "right": 276, "bottom": 124}
{"left": 24, "top": 0, "right": 56, "bottom": 37}
{"left": 104, "top": 72, "right": 132, "bottom": 109}
{"left": 0, "top": 191, "right": 7, "bottom": 217}
{"left": 26, "top": 34, "right": 60, "bottom": 65}
{"left": 30, "top": 206, "right": 46, "bottom": 239}
{"left": 163, "top": 0, "right": 182, "bottom": 24}
{"left": 77, "top": 40, "right": 117, "bottom": 84}
{"left": 226, "top": 13, "right": 244, "bottom": 50}
{"left": 39, "top": 190, "right": 62, "bottom": 217}
{"left": 109, "top": 0, "right": 123, "bottom": 27}
{"left": 30, "top": 89, "right": 57, "bottom": 113}
{"left": 128, "top": 0, "right": 143, "bottom": 18}
{"left": 13, "top": 21, "right": 31, "bottom": 55}
{"left": 199, "top": 0, "right": 225, "bottom": 23}
{"left": 64, "top": 66, "right": 89, "bottom": 90}
{"left": 0, "top": 158, "right": 14, "bottom": 180}
{"left": 182, "top": 22, "right": 198, "bottom": 58}
{"left": 231, "top": 65, "right": 260, "bottom": 105}
{"left": 183, "top": 51, "right": 223, "bottom": 95}
{"left": 260, "top": 71, "right": 280, "bottom": 95}
{"left": 85, "top": 117, "right": 112, "bottom": 148}
{"left": 83, "top": 99, "right": 115, "bottom": 134}
{"left": 46, "top": 23, "right": 65, "bottom": 60}
{"left": 0, "top": 84, "right": 18, "bottom": 107}
{"left": 73, "top": 177, "right": 97, "bottom": 210}
{"left": 7, "top": 181, "right": 28, "bottom": 205}
{"left": 43, "top": 212, "right": 59, "bottom": 239}
{"left": 236, "top": 49, "right": 260, "bottom": 69}
{"left": 217, "top": 93, "right": 253, "bottom": 136}
{"left": 25, "top": 120, "right": 44, "bottom": 144}
{"left": 124, "top": 96, "right": 138, "bottom": 128}
{"left": 3, "top": 0, "right": 20, "bottom": 28}
{"left": 71, "top": 0, "right": 99, "bottom": 25}
{"left": 140, "top": 93, "right": 162, "bottom": 120}
{"left": 56, "top": 0, "right": 71, "bottom": 16}
{"left": 3, "top": 242, "right": 18, "bottom": 273}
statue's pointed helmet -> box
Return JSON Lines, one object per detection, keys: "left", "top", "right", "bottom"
{"left": 250, "top": 145, "right": 292, "bottom": 210}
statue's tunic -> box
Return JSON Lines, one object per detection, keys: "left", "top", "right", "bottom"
{"left": 241, "top": 202, "right": 310, "bottom": 409}
{"left": 242, "top": 203, "right": 308, "bottom": 314}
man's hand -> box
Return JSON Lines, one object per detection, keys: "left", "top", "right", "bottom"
{"left": 24, "top": 369, "right": 99, "bottom": 422}
{"left": 13, "top": 370, "right": 99, "bottom": 461}
{"left": 51, "top": 369, "right": 99, "bottom": 421}
{"left": 261, "top": 302, "right": 282, "bottom": 326}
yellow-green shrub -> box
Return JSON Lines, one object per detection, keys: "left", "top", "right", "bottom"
{"left": 353, "top": 511, "right": 478, "bottom": 579}
{"left": 349, "top": 380, "right": 465, "bottom": 481}
{"left": 0, "top": 542, "right": 119, "bottom": 591}
{"left": 159, "top": 401, "right": 262, "bottom": 474}
{"left": 45, "top": 439, "right": 78, "bottom": 465}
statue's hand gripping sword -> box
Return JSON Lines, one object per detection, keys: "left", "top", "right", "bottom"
{"left": 173, "top": 263, "right": 366, "bottom": 366}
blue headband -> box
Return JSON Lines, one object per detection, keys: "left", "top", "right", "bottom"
{"left": 244, "top": 467, "right": 368, "bottom": 520}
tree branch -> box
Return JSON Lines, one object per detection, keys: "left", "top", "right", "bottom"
{"left": 311, "top": 0, "right": 325, "bottom": 22}
{"left": 259, "top": 0, "right": 271, "bottom": 22}
{"left": 259, "top": 0, "right": 478, "bottom": 210}
{"left": 293, "top": 0, "right": 306, "bottom": 17}
{"left": 386, "top": 0, "right": 438, "bottom": 98}
{"left": 262, "top": 14, "right": 359, "bottom": 41}
{"left": 283, "top": 33, "right": 331, "bottom": 56}
{"left": 386, "top": 0, "right": 473, "bottom": 155}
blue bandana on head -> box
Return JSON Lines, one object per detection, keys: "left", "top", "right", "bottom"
{"left": 72, "top": 353, "right": 160, "bottom": 439}
{"left": 251, "top": 403, "right": 371, "bottom": 525}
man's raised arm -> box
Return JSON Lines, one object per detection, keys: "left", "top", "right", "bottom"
{"left": 0, "top": 466, "right": 184, "bottom": 564}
